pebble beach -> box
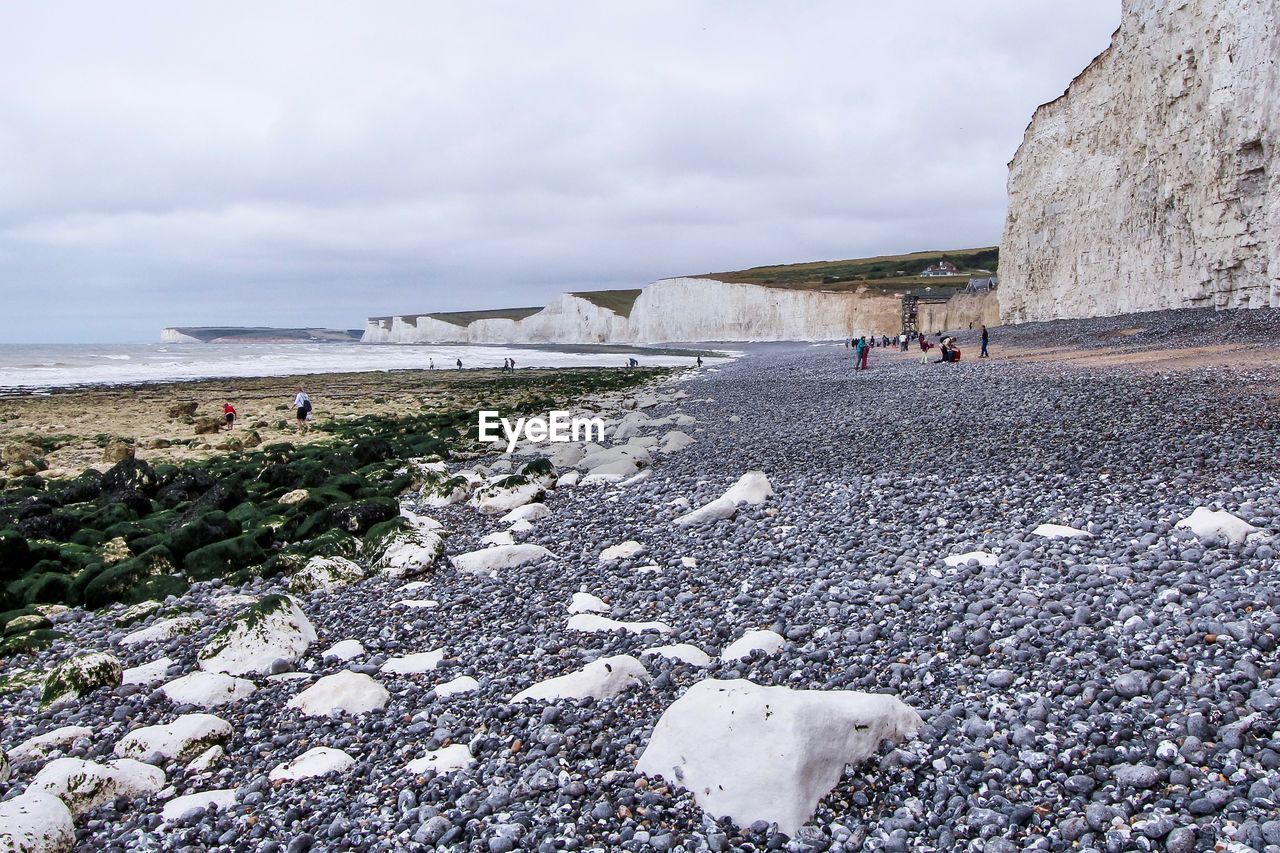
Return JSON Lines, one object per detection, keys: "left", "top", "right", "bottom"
{"left": 4, "top": 307, "right": 1280, "bottom": 852}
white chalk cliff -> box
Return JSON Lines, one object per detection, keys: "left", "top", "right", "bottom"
{"left": 999, "top": 0, "right": 1279, "bottom": 323}
{"left": 363, "top": 278, "right": 903, "bottom": 344}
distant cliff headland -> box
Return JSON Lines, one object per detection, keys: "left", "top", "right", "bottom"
{"left": 363, "top": 248, "right": 1001, "bottom": 345}
{"left": 161, "top": 327, "right": 364, "bottom": 344}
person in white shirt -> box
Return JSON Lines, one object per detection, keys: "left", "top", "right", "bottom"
{"left": 293, "top": 387, "right": 312, "bottom": 434}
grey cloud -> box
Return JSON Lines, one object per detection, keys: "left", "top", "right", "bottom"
{"left": 0, "top": 0, "right": 1118, "bottom": 341}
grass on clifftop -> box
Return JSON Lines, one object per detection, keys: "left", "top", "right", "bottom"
{"left": 424, "top": 307, "right": 545, "bottom": 327}
{"left": 569, "top": 289, "right": 643, "bottom": 318}
{"left": 694, "top": 247, "right": 998, "bottom": 292}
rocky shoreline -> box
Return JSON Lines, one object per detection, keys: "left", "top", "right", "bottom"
{"left": 3, "top": 308, "right": 1280, "bottom": 851}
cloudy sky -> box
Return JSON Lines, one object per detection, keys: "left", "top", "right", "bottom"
{"left": 0, "top": 1, "right": 1119, "bottom": 343}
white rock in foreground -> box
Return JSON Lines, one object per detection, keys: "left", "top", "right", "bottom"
{"left": 471, "top": 480, "right": 545, "bottom": 514}
{"left": 114, "top": 714, "right": 233, "bottom": 763}
{"left": 501, "top": 503, "right": 551, "bottom": 525}
{"left": 0, "top": 791, "right": 75, "bottom": 851}
{"left": 198, "top": 595, "right": 317, "bottom": 676}
{"left": 721, "top": 471, "right": 774, "bottom": 506}
{"left": 434, "top": 675, "right": 480, "bottom": 697}
{"left": 568, "top": 592, "right": 609, "bottom": 614}
{"left": 567, "top": 614, "right": 672, "bottom": 635}
{"left": 405, "top": 744, "right": 476, "bottom": 775}
{"left": 659, "top": 430, "right": 696, "bottom": 453}
{"left": 511, "top": 655, "right": 649, "bottom": 703}
{"left": 122, "top": 657, "right": 174, "bottom": 686}
{"left": 268, "top": 747, "right": 355, "bottom": 781}
{"left": 480, "top": 531, "right": 515, "bottom": 547}
{"left": 943, "top": 551, "right": 999, "bottom": 568}
{"left": 1033, "top": 523, "right": 1091, "bottom": 540}
{"left": 371, "top": 529, "right": 446, "bottom": 578}
{"left": 120, "top": 616, "right": 203, "bottom": 647}
{"left": 322, "top": 640, "right": 366, "bottom": 661}
{"left": 599, "top": 540, "right": 645, "bottom": 562}
{"left": 674, "top": 496, "right": 739, "bottom": 527}
{"left": 42, "top": 653, "right": 123, "bottom": 707}
{"left": 30, "top": 757, "right": 166, "bottom": 816}
{"left": 287, "top": 671, "right": 390, "bottom": 716}
{"left": 288, "top": 556, "right": 365, "bottom": 593}
{"left": 7, "top": 726, "right": 94, "bottom": 763}
{"left": 452, "top": 544, "right": 556, "bottom": 577}
{"left": 1176, "top": 507, "right": 1261, "bottom": 544}
{"left": 380, "top": 649, "right": 445, "bottom": 675}
{"left": 637, "top": 679, "right": 923, "bottom": 834}
{"left": 160, "top": 672, "right": 256, "bottom": 709}
{"left": 160, "top": 788, "right": 239, "bottom": 822}
{"left": 721, "top": 629, "right": 786, "bottom": 661}
{"left": 641, "top": 643, "right": 713, "bottom": 667}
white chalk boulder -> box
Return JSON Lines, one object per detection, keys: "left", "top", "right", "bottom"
{"left": 288, "top": 556, "right": 365, "bottom": 593}
{"left": 1176, "top": 507, "right": 1261, "bottom": 544}
{"left": 29, "top": 757, "right": 166, "bottom": 816}
{"left": 568, "top": 592, "right": 609, "bottom": 614}
{"left": 122, "top": 657, "right": 174, "bottom": 686}
{"left": 567, "top": 614, "right": 672, "bottom": 635}
{"left": 160, "top": 788, "right": 239, "bottom": 822}
{"left": 943, "top": 551, "right": 999, "bottom": 568}
{"left": 160, "top": 671, "right": 256, "bottom": 709}
{"left": 722, "top": 471, "right": 774, "bottom": 505}
{"left": 0, "top": 791, "right": 76, "bottom": 851}
{"left": 470, "top": 478, "right": 545, "bottom": 514}
{"left": 287, "top": 670, "right": 390, "bottom": 716}
{"left": 599, "top": 540, "right": 645, "bottom": 562}
{"left": 114, "top": 713, "right": 233, "bottom": 764}
{"left": 368, "top": 528, "right": 446, "bottom": 578}
{"left": 380, "top": 649, "right": 445, "bottom": 675}
{"left": 721, "top": 629, "right": 786, "bottom": 661}
{"left": 434, "top": 675, "right": 480, "bottom": 698}
{"left": 637, "top": 679, "right": 922, "bottom": 834}
{"left": 675, "top": 497, "right": 739, "bottom": 527}
{"left": 512, "top": 655, "right": 649, "bottom": 703}
{"left": 268, "top": 746, "right": 355, "bottom": 781}
{"left": 198, "top": 594, "right": 316, "bottom": 676}
{"left": 120, "top": 615, "right": 203, "bottom": 647}
{"left": 452, "top": 544, "right": 556, "bottom": 577}
{"left": 322, "top": 640, "right": 366, "bottom": 661}
{"left": 405, "top": 744, "right": 476, "bottom": 775}
{"left": 1032, "top": 523, "right": 1091, "bottom": 540}
{"left": 7, "top": 726, "right": 94, "bottom": 763}
{"left": 641, "top": 643, "right": 713, "bottom": 667}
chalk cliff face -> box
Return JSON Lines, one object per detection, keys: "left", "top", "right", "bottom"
{"left": 362, "top": 279, "right": 903, "bottom": 344}
{"left": 1000, "top": 0, "right": 1279, "bottom": 323}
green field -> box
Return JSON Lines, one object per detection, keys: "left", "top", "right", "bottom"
{"left": 424, "top": 307, "right": 544, "bottom": 327}
{"left": 693, "top": 247, "right": 998, "bottom": 293}
{"left": 569, "top": 289, "right": 643, "bottom": 318}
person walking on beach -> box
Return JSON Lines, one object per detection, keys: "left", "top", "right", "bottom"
{"left": 222, "top": 401, "right": 236, "bottom": 430}
{"left": 293, "top": 387, "right": 311, "bottom": 434}
{"left": 853, "top": 337, "right": 865, "bottom": 370}
{"left": 456, "top": 358, "right": 462, "bottom": 370}
{"left": 696, "top": 355, "right": 703, "bottom": 367}
{"left": 859, "top": 336, "right": 870, "bottom": 370}
{"left": 429, "top": 358, "right": 435, "bottom": 370}
{"left": 980, "top": 325, "right": 990, "bottom": 358}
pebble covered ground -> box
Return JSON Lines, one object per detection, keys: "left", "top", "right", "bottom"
{"left": 4, "top": 306, "right": 1280, "bottom": 852}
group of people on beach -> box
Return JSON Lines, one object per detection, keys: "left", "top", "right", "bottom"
{"left": 848, "top": 325, "right": 990, "bottom": 369}
{"left": 502, "top": 358, "right": 517, "bottom": 372}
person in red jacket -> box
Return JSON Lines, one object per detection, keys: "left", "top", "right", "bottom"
{"left": 222, "top": 401, "right": 236, "bottom": 430}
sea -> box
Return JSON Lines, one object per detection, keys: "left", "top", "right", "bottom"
{"left": 0, "top": 342, "right": 724, "bottom": 394}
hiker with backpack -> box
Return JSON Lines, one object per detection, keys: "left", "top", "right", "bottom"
{"left": 293, "top": 386, "right": 312, "bottom": 434}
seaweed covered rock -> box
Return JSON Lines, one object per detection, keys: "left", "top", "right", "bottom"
{"left": 328, "top": 497, "right": 399, "bottom": 536}
{"left": 288, "top": 556, "right": 366, "bottom": 593}
{"left": 470, "top": 475, "right": 545, "bottom": 515}
{"left": 418, "top": 470, "right": 471, "bottom": 508}
{"left": 365, "top": 520, "right": 445, "bottom": 579}
{"left": 199, "top": 594, "right": 316, "bottom": 675}
{"left": 154, "top": 468, "right": 216, "bottom": 508}
{"left": 168, "top": 401, "right": 199, "bottom": 418}
{"left": 167, "top": 511, "right": 240, "bottom": 557}
{"left": 42, "top": 652, "right": 123, "bottom": 707}
{"left": 28, "top": 758, "right": 164, "bottom": 817}
{"left": 78, "top": 545, "right": 182, "bottom": 609}
{"left": 182, "top": 534, "right": 265, "bottom": 581}
{"left": 101, "top": 457, "right": 158, "bottom": 497}
{"left": 0, "top": 530, "right": 32, "bottom": 580}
